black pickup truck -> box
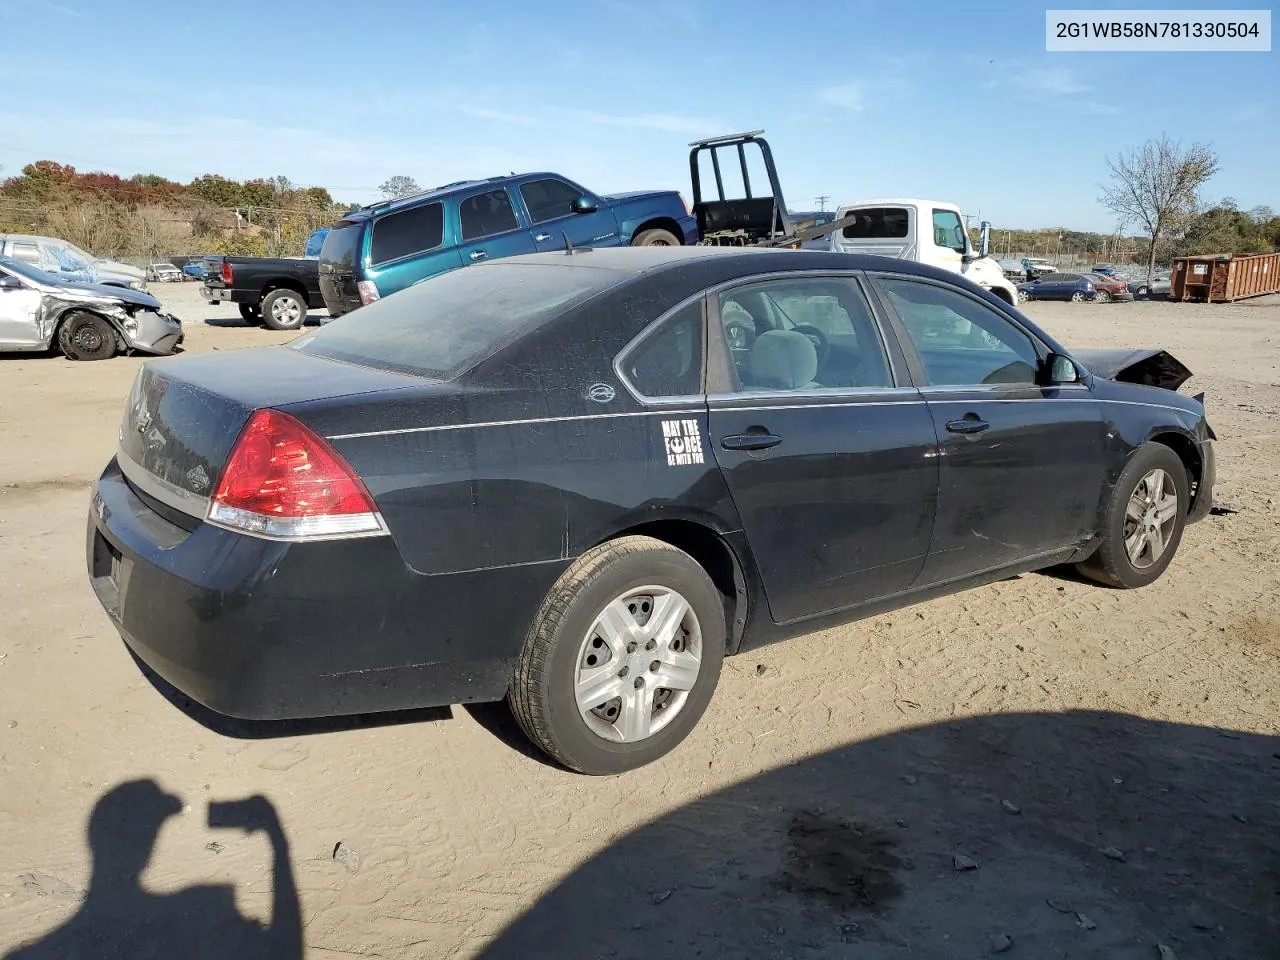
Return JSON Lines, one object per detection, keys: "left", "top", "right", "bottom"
{"left": 200, "top": 256, "right": 326, "bottom": 330}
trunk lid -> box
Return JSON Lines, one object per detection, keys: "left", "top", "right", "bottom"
{"left": 317, "top": 219, "right": 366, "bottom": 316}
{"left": 116, "top": 346, "right": 419, "bottom": 512}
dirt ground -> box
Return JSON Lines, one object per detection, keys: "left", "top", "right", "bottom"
{"left": 1, "top": 282, "right": 1278, "bottom": 959}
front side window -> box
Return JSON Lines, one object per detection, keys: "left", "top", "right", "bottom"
{"left": 931, "top": 209, "right": 966, "bottom": 254}
{"left": 716, "top": 276, "right": 893, "bottom": 392}
{"left": 370, "top": 203, "right": 444, "bottom": 265}
{"left": 878, "top": 277, "right": 1040, "bottom": 387}
{"left": 520, "top": 179, "right": 584, "bottom": 225}
{"left": 621, "top": 300, "right": 704, "bottom": 398}
{"left": 459, "top": 189, "right": 519, "bottom": 241}
{"left": 840, "top": 207, "right": 909, "bottom": 239}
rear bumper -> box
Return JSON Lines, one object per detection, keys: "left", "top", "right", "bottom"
{"left": 86, "top": 458, "right": 567, "bottom": 720}
{"left": 200, "top": 285, "right": 255, "bottom": 305}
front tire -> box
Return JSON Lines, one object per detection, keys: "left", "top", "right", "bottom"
{"left": 1077, "top": 442, "right": 1189, "bottom": 589}
{"left": 509, "top": 536, "right": 726, "bottom": 774}
{"left": 57, "top": 312, "right": 118, "bottom": 361}
{"left": 261, "top": 289, "right": 306, "bottom": 330}
{"left": 632, "top": 228, "right": 681, "bottom": 247}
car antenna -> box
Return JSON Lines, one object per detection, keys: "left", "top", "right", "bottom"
{"left": 563, "top": 233, "right": 575, "bottom": 255}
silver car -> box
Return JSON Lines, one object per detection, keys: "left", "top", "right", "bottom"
{"left": 0, "top": 256, "right": 182, "bottom": 360}
{"left": 0, "top": 234, "right": 148, "bottom": 291}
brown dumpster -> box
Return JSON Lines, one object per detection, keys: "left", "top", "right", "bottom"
{"left": 1171, "top": 252, "right": 1280, "bottom": 303}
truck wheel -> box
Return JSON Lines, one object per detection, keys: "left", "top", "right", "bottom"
{"left": 509, "top": 535, "right": 726, "bottom": 775}
{"left": 261, "top": 289, "right": 306, "bottom": 331}
{"left": 1076, "top": 442, "right": 1188, "bottom": 589}
{"left": 632, "top": 228, "right": 681, "bottom": 247}
{"left": 238, "top": 303, "right": 262, "bottom": 324}
{"left": 57, "top": 312, "right": 118, "bottom": 361}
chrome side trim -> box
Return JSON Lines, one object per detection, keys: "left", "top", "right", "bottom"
{"left": 326, "top": 409, "right": 706, "bottom": 442}
{"left": 116, "top": 446, "right": 209, "bottom": 519}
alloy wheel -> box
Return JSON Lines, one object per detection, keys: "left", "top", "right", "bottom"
{"left": 1123, "top": 468, "right": 1179, "bottom": 569}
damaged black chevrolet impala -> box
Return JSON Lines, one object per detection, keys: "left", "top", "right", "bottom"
{"left": 86, "top": 247, "right": 1215, "bottom": 773}
{"left": 0, "top": 256, "right": 182, "bottom": 360}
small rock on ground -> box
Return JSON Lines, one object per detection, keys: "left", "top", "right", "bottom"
{"left": 954, "top": 854, "right": 979, "bottom": 871}
{"left": 1102, "top": 846, "right": 1126, "bottom": 861}
{"left": 988, "top": 933, "right": 1014, "bottom": 953}
{"left": 332, "top": 841, "right": 362, "bottom": 874}
{"left": 1001, "top": 799, "right": 1022, "bottom": 815}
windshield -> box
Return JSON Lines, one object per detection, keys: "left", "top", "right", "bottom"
{"left": 0, "top": 255, "right": 62, "bottom": 286}
{"left": 294, "top": 261, "right": 630, "bottom": 379}
{"left": 51, "top": 241, "right": 97, "bottom": 270}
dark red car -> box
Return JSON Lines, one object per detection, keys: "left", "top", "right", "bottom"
{"left": 1088, "top": 273, "right": 1135, "bottom": 303}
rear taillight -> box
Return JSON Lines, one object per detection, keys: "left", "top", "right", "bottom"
{"left": 221, "top": 261, "right": 233, "bottom": 284}
{"left": 208, "top": 409, "right": 385, "bottom": 541}
{"left": 356, "top": 280, "right": 380, "bottom": 306}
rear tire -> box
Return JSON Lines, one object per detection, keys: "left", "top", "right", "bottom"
{"left": 509, "top": 535, "right": 726, "bottom": 775}
{"left": 632, "top": 228, "right": 681, "bottom": 247}
{"left": 1076, "top": 442, "right": 1189, "bottom": 589}
{"left": 1094, "top": 289, "right": 1111, "bottom": 303}
{"left": 261, "top": 288, "right": 306, "bottom": 330}
{"left": 57, "top": 312, "right": 118, "bottom": 361}
{"left": 238, "top": 303, "right": 262, "bottom": 323}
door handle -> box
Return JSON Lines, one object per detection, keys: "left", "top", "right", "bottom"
{"left": 469, "top": 250, "right": 487, "bottom": 261}
{"left": 945, "top": 416, "right": 990, "bottom": 435}
{"left": 721, "top": 433, "right": 782, "bottom": 451}
{"left": 535, "top": 233, "right": 552, "bottom": 242}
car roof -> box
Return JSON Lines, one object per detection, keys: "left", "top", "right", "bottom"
{"left": 833, "top": 198, "right": 959, "bottom": 212}
{"left": 346, "top": 172, "right": 576, "bottom": 221}
{"left": 482, "top": 245, "right": 985, "bottom": 285}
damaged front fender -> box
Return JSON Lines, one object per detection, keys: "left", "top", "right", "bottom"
{"left": 44, "top": 291, "right": 183, "bottom": 357}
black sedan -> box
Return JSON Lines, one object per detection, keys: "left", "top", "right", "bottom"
{"left": 87, "top": 248, "right": 1216, "bottom": 774}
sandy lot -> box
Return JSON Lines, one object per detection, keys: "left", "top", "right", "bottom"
{"left": 1, "top": 282, "right": 1278, "bottom": 959}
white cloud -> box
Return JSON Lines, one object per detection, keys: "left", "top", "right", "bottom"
{"left": 1022, "top": 65, "right": 1088, "bottom": 95}
{"left": 571, "top": 111, "right": 722, "bottom": 134}
{"left": 818, "top": 83, "right": 865, "bottom": 111}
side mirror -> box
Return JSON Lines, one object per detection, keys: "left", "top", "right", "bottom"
{"left": 978, "top": 220, "right": 990, "bottom": 258}
{"left": 571, "top": 196, "right": 598, "bottom": 215}
{"left": 1047, "top": 353, "right": 1082, "bottom": 384}
{"left": 0, "top": 275, "right": 23, "bottom": 290}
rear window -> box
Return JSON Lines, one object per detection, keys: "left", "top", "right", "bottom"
{"left": 371, "top": 203, "right": 444, "bottom": 265}
{"left": 840, "top": 207, "right": 909, "bottom": 239}
{"left": 320, "top": 220, "right": 365, "bottom": 271}
{"left": 293, "top": 262, "right": 629, "bottom": 379}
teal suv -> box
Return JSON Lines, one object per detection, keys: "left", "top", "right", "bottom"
{"left": 319, "top": 173, "right": 697, "bottom": 315}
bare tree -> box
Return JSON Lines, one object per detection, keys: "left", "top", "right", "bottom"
{"left": 1099, "top": 135, "right": 1219, "bottom": 281}
{"left": 378, "top": 175, "right": 421, "bottom": 200}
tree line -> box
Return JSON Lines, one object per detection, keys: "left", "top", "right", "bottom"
{"left": 0, "top": 162, "right": 360, "bottom": 261}
{"left": 1, "top": 151, "right": 1274, "bottom": 267}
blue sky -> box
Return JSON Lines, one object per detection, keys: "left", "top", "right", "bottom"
{"left": 0, "top": 0, "right": 1274, "bottom": 231}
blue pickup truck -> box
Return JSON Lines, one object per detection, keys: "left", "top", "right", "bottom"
{"left": 318, "top": 173, "right": 696, "bottom": 315}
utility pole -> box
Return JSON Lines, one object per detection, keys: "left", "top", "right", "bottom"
{"left": 815, "top": 195, "right": 830, "bottom": 211}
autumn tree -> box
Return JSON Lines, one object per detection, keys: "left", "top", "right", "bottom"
{"left": 1099, "top": 136, "right": 1218, "bottom": 281}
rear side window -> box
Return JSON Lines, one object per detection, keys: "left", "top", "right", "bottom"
{"left": 520, "top": 179, "right": 583, "bottom": 224}
{"left": 460, "top": 189, "right": 519, "bottom": 241}
{"left": 11, "top": 242, "right": 40, "bottom": 265}
{"left": 320, "top": 220, "right": 366, "bottom": 270}
{"left": 622, "top": 300, "right": 704, "bottom": 398}
{"left": 841, "top": 207, "right": 909, "bottom": 239}
{"left": 294, "top": 263, "right": 628, "bottom": 379}
{"left": 370, "top": 203, "right": 444, "bottom": 265}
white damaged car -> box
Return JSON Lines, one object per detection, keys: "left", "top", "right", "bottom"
{"left": 0, "top": 256, "right": 182, "bottom": 360}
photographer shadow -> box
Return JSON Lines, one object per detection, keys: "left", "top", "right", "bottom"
{"left": 5, "top": 780, "right": 301, "bottom": 960}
